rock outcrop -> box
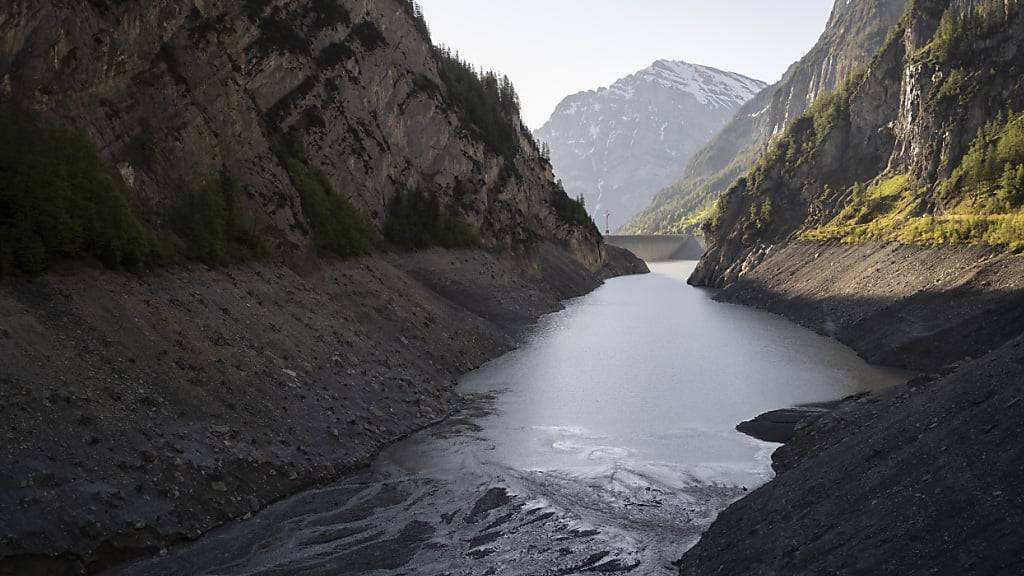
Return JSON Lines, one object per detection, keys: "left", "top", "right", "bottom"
{"left": 0, "top": 0, "right": 606, "bottom": 271}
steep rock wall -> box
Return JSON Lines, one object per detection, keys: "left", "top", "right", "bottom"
{"left": 694, "top": 0, "right": 1024, "bottom": 290}
{"left": 0, "top": 0, "right": 605, "bottom": 270}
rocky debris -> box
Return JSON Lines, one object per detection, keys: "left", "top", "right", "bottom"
{"left": 0, "top": 245, "right": 637, "bottom": 575}
{"left": 735, "top": 398, "right": 853, "bottom": 444}
{"left": 679, "top": 336, "right": 1024, "bottom": 576}
{"left": 711, "top": 242, "right": 1024, "bottom": 372}
{"left": 104, "top": 468, "right": 647, "bottom": 576}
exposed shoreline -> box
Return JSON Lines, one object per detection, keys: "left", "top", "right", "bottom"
{"left": 707, "top": 242, "right": 1024, "bottom": 372}
{"left": 735, "top": 398, "right": 856, "bottom": 444}
{"left": 680, "top": 241, "right": 1024, "bottom": 575}
{"left": 0, "top": 244, "right": 646, "bottom": 575}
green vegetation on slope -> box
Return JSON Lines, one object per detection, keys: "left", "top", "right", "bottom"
{"left": 400, "top": 0, "right": 432, "bottom": 41}
{"left": 273, "top": 135, "right": 377, "bottom": 258}
{"left": 750, "top": 67, "right": 868, "bottom": 190}
{"left": 0, "top": 106, "right": 164, "bottom": 274}
{"left": 800, "top": 111, "right": 1024, "bottom": 251}
{"left": 919, "top": 2, "right": 1015, "bottom": 106}
{"left": 922, "top": 0, "right": 1012, "bottom": 65}
{"left": 400, "top": 1, "right": 526, "bottom": 164}
{"left": 940, "top": 111, "right": 1024, "bottom": 210}
{"left": 550, "top": 181, "right": 594, "bottom": 229}
{"left": 172, "top": 173, "right": 268, "bottom": 266}
{"left": 384, "top": 188, "right": 479, "bottom": 250}
{"left": 433, "top": 46, "right": 524, "bottom": 162}
{"left": 0, "top": 104, "right": 271, "bottom": 275}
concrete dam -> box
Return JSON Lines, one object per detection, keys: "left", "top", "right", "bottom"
{"left": 605, "top": 235, "right": 705, "bottom": 262}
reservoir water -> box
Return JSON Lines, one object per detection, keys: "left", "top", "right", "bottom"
{"left": 111, "top": 262, "right": 908, "bottom": 576}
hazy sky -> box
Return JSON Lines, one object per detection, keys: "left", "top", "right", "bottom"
{"left": 417, "top": 0, "right": 836, "bottom": 128}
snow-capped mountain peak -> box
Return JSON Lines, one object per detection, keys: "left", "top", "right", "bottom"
{"left": 594, "top": 60, "right": 764, "bottom": 110}
{"left": 534, "top": 61, "right": 765, "bottom": 231}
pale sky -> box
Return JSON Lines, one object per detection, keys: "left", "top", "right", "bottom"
{"left": 417, "top": 0, "right": 836, "bottom": 128}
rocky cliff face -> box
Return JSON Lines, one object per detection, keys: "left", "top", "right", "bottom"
{"left": 0, "top": 1, "right": 647, "bottom": 573}
{"left": 534, "top": 61, "right": 764, "bottom": 232}
{"left": 683, "top": 0, "right": 1024, "bottom": 563}
{"left": 692, "top": 0, "right": 1024, "bottom": 290}
{"left": 624, "top": 0, "right": 907, "bottom": 234}
{"left": 0, "top": 0, "right": 605, "bottom": 271}
{"left": 674, "top": 3, "right": 1024, "bottom": 573}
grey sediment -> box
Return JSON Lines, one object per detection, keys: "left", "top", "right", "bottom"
{"left": 0, "top": 244, "right": 647, "bottom": 576}
{"left": 735, "top": 398, "right": 855, "bottom": 444}
{"left": 679, "top": 242, "right": 1024, "bottom": 575}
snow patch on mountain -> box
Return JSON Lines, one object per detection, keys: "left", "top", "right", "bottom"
{"left": 603, "top": 60, "right": 764, "bottom": 109}
{"left": 534, "top": 61, "right": 765, "bottom": 231}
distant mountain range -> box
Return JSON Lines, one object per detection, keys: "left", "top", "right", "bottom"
{"left": 534, "top": 61, "right": 764, "bottom": 232}
{"left": 624, "top": 0, "right": 908, "bottom": 234}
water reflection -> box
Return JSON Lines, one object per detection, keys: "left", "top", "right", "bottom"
{"left": 112, "top": 261, "right": 908, "bottom": 576}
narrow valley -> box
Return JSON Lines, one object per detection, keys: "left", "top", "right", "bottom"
{"left": 2, "top": 0, "right": 1023, "bottom": 575}
{"left": 104, "top": 262, "right": 905, "bottom": 575}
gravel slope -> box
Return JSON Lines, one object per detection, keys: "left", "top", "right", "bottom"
{"left": 0, "top": 245, "right": 645, "bottom": 575}
{"left": 679, "top": 336, "right": 1024, "bottom": 576}
{"left": 678, "top": 241, "right": 1024, "bottom": 575}
{"left": 710, "top": 242, "right": 1024, "bottom": 371}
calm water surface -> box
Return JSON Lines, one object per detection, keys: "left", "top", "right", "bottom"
{"left": 114, "top": 261, "right": 907, "bottom": 576}
{"left": 387, "top": 261, "right": 903, "bottom": 486}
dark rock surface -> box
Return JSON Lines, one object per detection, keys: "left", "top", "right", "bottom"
{"left": 680, "top": 336, "right": 1024, "bottom": 576}
{"left": 0, "top": 0, "right": 608, "bottom": 270}
{"left": 713, "top": 242, "right": 1024, "bottom": 372}
{"left": 599, "top": 245, "right": 651, "bottom": 280}
{"left": 735, "top": 399, "right": 849, "bottom": 444}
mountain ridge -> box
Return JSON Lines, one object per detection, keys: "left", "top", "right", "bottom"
{"left": 534, "top": 60, "right": 765, "bottom": 231}
{"left": 624, "top": 0, "right": 908, "bottom": 235}
{"left": 0, "top": 0, "right": 607, "bottom": 274}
